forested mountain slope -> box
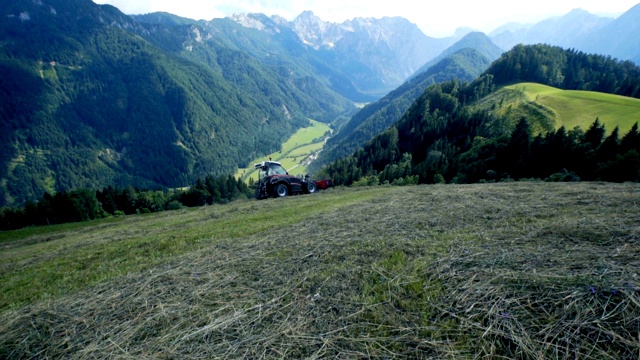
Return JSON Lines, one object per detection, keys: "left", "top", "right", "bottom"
{"left": 317, "top": 44, "right": 640, "bottom": 185}
{"left": 311, "top": 48, "right": 493, "bottom": 173}
{"left": 489, "top": 45, "right": 640, "bottom": 97}
{"left": 132, "top": 12, "right": 370, "bottom": 105}
{"left": 310, "top": 34, "right": 502, "bottom": 173}
{"left": 410, "top": 32, "right": 504, "bottom": 80}
{"left": 0, "top": 0, "right": 353, "bottom": 206}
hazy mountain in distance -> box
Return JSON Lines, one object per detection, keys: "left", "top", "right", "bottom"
{"left": 490, "top": 8, "right": 613, "bottom": 50}
{"left": 489, "top": 5, "right": 640, "bottom": 64}
{"left": 577, "top": 3, "right": 640, "bottom": 64}
{"left": 288, "top": 11, "right": 453, "bottom": 98}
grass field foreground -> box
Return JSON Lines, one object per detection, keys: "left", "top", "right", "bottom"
{"left": 1, "top": 182, "right": 639, "bottom": 358}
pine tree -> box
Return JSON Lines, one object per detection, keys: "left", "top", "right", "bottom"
{"left": 506, "top": 118, "right": 532, "bottom": 179}
{"left": 621, "top": 123, "right": 640, "bottom": 154}
{"left": 582, "top": 118, "right": 605, "bottom": 150}
{"left": 597, "top": 127, "right": 620, "bottom": 165}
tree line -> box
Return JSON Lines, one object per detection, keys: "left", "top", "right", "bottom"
{"left": 457, "top": 118, "right": 640, "bottom": 183}
{"left": 320, "top": 107, "right": 640, "bottom": 188}
{"left": 489, "top": 44, "right": 640, "bottom": 98}
{"left": 317, "top": 45, "right": 640, "bottom": 186}
{"left": 317, "top": 58, "right": 640, "bottom": 187}
{"left": 0, "top": 174, "right": 252, "bottom": 231}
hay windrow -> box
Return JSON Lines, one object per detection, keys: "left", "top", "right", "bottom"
{"left": 1, "top": 182, "right": 639, "bottom": 359}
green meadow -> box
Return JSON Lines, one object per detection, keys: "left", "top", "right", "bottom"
{"left": 1, "top": 182, "right": 639, "bottom": 358}
{"left": 507, "top": 82, "right": 640, "bottom": 134}
{"left": 236, "top": 119, "right": 331, "bottom": 181}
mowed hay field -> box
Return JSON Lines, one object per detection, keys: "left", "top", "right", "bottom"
{"left": 1, "top": 182, "right": 639, "bottom": 359}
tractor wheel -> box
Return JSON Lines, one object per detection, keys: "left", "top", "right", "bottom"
{"left": 306, "top": 181, "right": 317, "bottom": 194}
{"left": 274, "top": 183, "right": 289, "bottom": 198}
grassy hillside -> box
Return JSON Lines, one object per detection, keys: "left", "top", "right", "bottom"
{"left": 473, "top": 82, "right": 640, "bottom": 137}
{"left": 508, "top": 83, "right": 640, "bottom": 134}
{"left": 2, "top": 182, "right": 639, "bottom": 358}
{"left": 236, "top": 120, "right": 331, "bottom": 181}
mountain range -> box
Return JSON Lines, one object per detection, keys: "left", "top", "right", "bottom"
{"left": 1, "top": 0, "right": 357, "bottom": 206}
{"left": 489, "top": 4, "right": 640, "bottom": 64}
{"left": 133, "top": 10, "right": 454, "bottom": 101}
{"left": 1, "top": 0, "right": 640, "bottom": 206}
{"left": 310, "top": 32, "right": 503, "bottom": 172}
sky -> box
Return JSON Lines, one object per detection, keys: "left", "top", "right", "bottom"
{"left": 92, "top": 0, "right": 639, "bottom": 37}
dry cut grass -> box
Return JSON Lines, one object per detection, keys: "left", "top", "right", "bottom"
{"left": 1, "top": 182, "right": 639, "bottom": 359}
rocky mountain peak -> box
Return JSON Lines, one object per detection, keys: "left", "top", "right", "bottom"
{"left": 229, "top": 13, "right": 267, "bottom": 30}
{"left": 294, "top": 10, "right": 321, "bottom": 23}
{"left": 291, "top": 10, "right": 342, "bottom": 48}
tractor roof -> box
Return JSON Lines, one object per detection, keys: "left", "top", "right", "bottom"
{"left": 254, "top": 161, "right": 282, "bottom": 169}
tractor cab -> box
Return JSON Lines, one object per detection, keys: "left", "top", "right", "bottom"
{"left": 255, "top": 161, "right": 288, "bottom": 178}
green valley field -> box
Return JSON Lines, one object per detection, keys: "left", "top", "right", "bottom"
{"left": 1, "top": 182, "right": 639, "bottom": 358}
{"left": 507, "top": 83, "right": 640, "bottom": 134}
{"left": 236, "top": 120, "right": 332, "bottom": 182}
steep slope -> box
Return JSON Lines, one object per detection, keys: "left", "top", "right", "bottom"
{"left": 312, "top": 48, "right": 493, "bottom": 172}
{"left": 135, "top": 13, "right": 356, "bottom": 123}
{"left": 410, "top": 32, "right": 504, "bottom": 79}
{"left": 0, "top": 0, "right": 353, "bottom": 206}
{"left": 310, "top": 35, "right": 501, "bottom": 173}
{"left": 577, "top": 3, "right": 640, "bottom": 64}
{"left": 289, "top": 11, "right": 453, "bottom": 98}
{"left": 474, "top": 82, "right": 640, "bottom": 135}
{"left": 134, "top": 11, "right": 379, "bottom": 104}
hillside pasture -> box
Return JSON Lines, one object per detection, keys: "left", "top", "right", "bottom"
{"left": 508, "top": 82, "right": 640, "bottom": 134}
{"left": 1, "top": 182, "right": 639, "bottom": 359}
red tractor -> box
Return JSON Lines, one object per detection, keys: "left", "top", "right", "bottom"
{"left": 254, "top": 161, "right": 333, "bottom": 199}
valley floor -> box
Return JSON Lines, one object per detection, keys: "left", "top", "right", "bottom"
{"left": 1, "top": 182, "right": 639, "bottom": 358}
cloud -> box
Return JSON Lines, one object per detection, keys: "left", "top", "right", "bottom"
{"left": 92, "top": 0, "right": 639, "bottom": 37}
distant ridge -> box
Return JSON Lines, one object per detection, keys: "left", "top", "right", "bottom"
{"left": 410, "top": 32, "right": 504, "bottom": 79}
{"left": 577, "top": 3, "right": 640, "bottom": 64}
{"left": 489, "top": 5, "right": 640, "bottom": 64}
{"left": 311, "top": 34, "right": 501, "bottom": 172}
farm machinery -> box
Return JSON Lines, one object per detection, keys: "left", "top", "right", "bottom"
{"left": 254, "top": 161, "right": 333, "bottom": 199}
